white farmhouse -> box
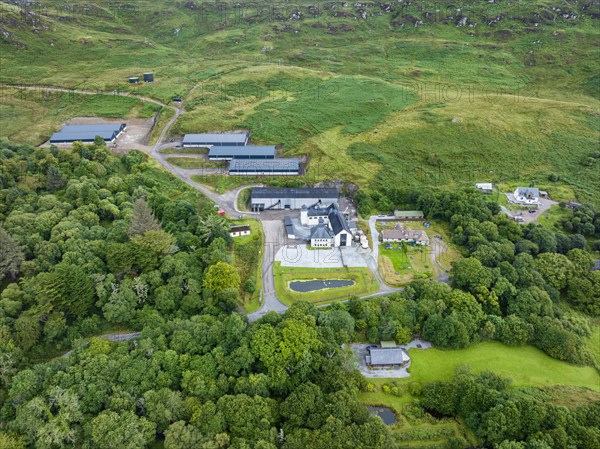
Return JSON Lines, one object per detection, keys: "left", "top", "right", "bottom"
{"left": 513, "top": 187, "right": 540, "bottom": 205}
{"left": 230, "top": 224, "right": 251, "bottom": 237}
{"left": 381, "top": 225, "right": 429, "bottom": 245}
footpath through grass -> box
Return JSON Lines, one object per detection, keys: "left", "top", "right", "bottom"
{"left": 273, "top": 262, "right": 378, "bottom": 306}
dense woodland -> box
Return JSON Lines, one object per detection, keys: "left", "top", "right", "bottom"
{"left": 0, "top": 140, "right": 598, "bottom": 448}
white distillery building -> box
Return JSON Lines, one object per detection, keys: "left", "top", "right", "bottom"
{"left": 305, "top": 203, "right": 352, "bottom": 248}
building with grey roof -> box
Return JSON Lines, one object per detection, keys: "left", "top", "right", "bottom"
{"left": 208, "top": 146, "right": 276, "bottom": 161}
{"left": 301, "top": 203, "right": 352, "bottom": 248}
{"left": 310, "top": 219, "right": 334, "bottom": 247}
{"left": 251, "top": 187, "right": 339, "bottom": 211}
{"left": 366, "top": 348, "right": 410, "bottom": 368}
{"left": 381, "top": 225, "right": 429, "bottom": 245}
{"left": 393, "top": 210, "right": 425, "bottom": 220}
{"left": 49, "top": 123, "right": 126, "bottom": 144}
{"left": 182, "top": 133, "right": 249, "bottom": 147}
{"left": 513, "top": 187, "right": 540, "bottom": 205}
{"left": 284, "top": 216, "right": 295, "bottom": 239}
{"left": 229, "top": 158, "right": 300, "bottom": 176}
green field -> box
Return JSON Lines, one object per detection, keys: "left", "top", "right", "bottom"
{"left": 159, "top": 147, "right": 209, "bottom": 155}
{"left": 273, "top": 262, "right": 379, "bottom": 305}
{"left": 191, "top": 174, "right": 306, "bottom": 194}
{"left": 147, "top": 106, "right": 175, "bottom": 146}
{"left": 405, "top": 342, "right": 600, "bottom": 390}
{"left": 166, "top": 157, "right": 226, "bottom": 169}
{"left": 1, "top": 1, "right": 598, "bottom": 205}
{"left": 0, "top": 87, "right": 157, "bottom": 144}
{"left": 231, "top": 219, "right": 264, "bottom": 312}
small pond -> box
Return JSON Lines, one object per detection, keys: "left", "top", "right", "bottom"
{"left": 366, "top": 406, "right": 397, "bottom": 425}
{"left": 289, "top": 279, "right": 355, "bottom": 293}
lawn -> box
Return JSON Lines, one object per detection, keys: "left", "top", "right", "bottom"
{"left": 159, "top": 147, "right": 209, "bottom": 155}
{"left": 236, "top": 188, "right": 251, "bottom": 212}
{"left": 379, "top": 242, "right": 435, "bottom": 286}
{"left": 377, "top": 222, "right": 461, "bottom": 287}
{"left": 536, "top": 205, "right": 573, "bottom": 231}
{"left": 273, "top": 262, "right": 379, "bottom": 305}
{"left": 231, "top": 219, "right": 263, "bottom": 313}
{"left": 191, "top": 174, "right": 306, "bottom": 194}
{"left": 404, "top": 342, "right": 600, "bottom": 390}
{"left": 166, "top": 157, "right": 226, "bottom": 169}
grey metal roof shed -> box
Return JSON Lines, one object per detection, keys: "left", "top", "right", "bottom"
{"left": 208, "top": 146, "right": 276, "bottom": 160}
{"left": 251, "top": 188, "right": 339, "bottom": 199}
{"left": 183, "top": 133, "right": 249, "bottom": 147}
{"left": 368, "top": 348, "right": 409, "bottom": 366}
{"left": 229, "top": 158, "right": 300, "bottom": 175}
{"left": 49, "top": 123, "right": 126, "bottom": 143}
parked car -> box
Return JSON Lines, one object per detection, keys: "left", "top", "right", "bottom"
{"left": 529, "top": 209, "right": 537, "bottom": 213}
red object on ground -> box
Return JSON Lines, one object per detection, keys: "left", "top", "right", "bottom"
{"left": 217, "top": 210, "right": 226, "bottom": 215}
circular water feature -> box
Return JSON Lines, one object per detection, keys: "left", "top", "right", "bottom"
{"left": 289, "top": 279, "right": 355, "bottom": 293}
{"left": 366, "top": 406, "right": 397, "bottom": 425}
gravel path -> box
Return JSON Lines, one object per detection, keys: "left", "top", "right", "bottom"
{"left": 60, "top": 332, "right": 141, "bottom": 358}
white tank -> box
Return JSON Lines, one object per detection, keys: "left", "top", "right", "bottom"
{"left": 360, "top": 235, "right": 369, "bottom": 249}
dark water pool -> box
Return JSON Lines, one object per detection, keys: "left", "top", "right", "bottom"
{"left": 367, "top": 406, "right": 397, "bottom": 425}
{"left": 289, "top": 279, "right": 355, "bottom": 292}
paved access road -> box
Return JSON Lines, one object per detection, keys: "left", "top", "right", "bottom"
{"left": 247, "top": 220, "right": 289, "bottom": 322}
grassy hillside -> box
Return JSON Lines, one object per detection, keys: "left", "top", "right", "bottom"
{"left": 1, "top": 0, "right": 598, "bottom": 203}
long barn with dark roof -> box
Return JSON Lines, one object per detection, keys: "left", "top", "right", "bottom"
{"left": 229, "top": 158, "right": 300, "bottom": 176}
{"left": 183, "top": 132, "right": 249, "bottom": 147}
{"left": 208, "top": 146, "right": 276, "bottom": 161}
{"left": 50, "top": 123, "right": 126, "bottom": 144}
{"left": 250, "top": 187, "right": 339, "bottom": 211}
